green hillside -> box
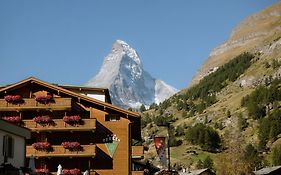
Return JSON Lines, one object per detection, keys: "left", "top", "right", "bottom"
{"left": 140, "top": 2, "right": 281, "bottom": 175}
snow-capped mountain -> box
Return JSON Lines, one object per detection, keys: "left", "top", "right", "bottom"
{"left": 85, "top": 40, "right": 178, "bottom": 109}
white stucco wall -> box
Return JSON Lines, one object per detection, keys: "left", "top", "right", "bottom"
{"left": 86, "top": 94, "right": 106, "bottom": 102}
{"left": 0, "top": 130, "right": 26, "bottom": 168}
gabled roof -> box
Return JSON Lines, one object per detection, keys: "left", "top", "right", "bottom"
{"left": 0, "top": 77, "right": 139, "bottom": 118}
{"left": 254, "top": 166, "right": 281, "bottom": 175}
{"left": 179, "top": 168, "right": 215, "bottom": 175}
{"left": 0, "top": 119, "right": 31, "bottom": 139}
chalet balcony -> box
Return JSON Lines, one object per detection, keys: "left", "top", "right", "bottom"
{"left": 132, "top": 146, "right": 144, "bottom": 158}
{"left": 132, "top": 171, "right": 144, "bottom": 175}
{"left": 0, "top": 98, "right": 72, "bottom": 111}
{"left": 22, "top": 118, "right": 96, "bottom": 132}
{"left": 49, "top": 171, "right": 96, "bottom": 175}
{"left": 26, "top": 144, "right": 96, "bottom": 158}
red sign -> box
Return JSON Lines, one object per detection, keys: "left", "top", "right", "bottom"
{"left": 154, "top": 137, "right": 167, "bottom": 167}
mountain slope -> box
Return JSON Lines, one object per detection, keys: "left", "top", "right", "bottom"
{"left": 86, "top": 40, "right": 178, "bottom": 109}
{"left": 190, "top": 1, "right": 281, "bottom": 87}
{"left": 141, "top": 2, "right": 281, "bottom": 174}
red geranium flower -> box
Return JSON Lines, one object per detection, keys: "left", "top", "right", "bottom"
{"left": 2, "top": 116, "right": 21, "bottom": 123}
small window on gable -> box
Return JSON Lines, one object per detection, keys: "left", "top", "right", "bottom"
{"left": 2, "top": 135, "right": 14, "bottom": 158}
{"left": 105, "top": 114, "right": 120, "bottom": 122}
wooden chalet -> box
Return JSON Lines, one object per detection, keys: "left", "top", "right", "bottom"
{"left": 0, "top": 77, "right": 144, "bottom": 175}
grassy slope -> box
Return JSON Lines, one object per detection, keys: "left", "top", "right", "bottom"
{"left": 142, "top": 35, "right": 281, "bottom": 173}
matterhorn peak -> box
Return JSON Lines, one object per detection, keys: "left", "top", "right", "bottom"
{"left": 110, "top": 40, "right": 141, "bottom": 65}
{"left": 86, "top": 40, "right": 178, "bottom": 109}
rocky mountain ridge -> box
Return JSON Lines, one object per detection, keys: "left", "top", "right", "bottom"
{"left": 86, "top": 40, "right": 178, "bottom": 109}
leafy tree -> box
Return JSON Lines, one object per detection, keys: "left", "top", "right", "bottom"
{"left": 203, "top": 156, "right": 214, "bottom": 170}
{"left": 168, "top": 125, "right": 182, "bottom": 147}
{"left": 139, "top": 104, "right": 146, "bottom": 112}
{"left": 238, "top": 113, "right": 248, "bottom": 131}
{"left": 196, "top": 159, "right": 204, "bottom": 169}
{"left": 241, "top": 79, "right": 281, "bottom": 120}
{"left": 272, "top": 59, "right": 280, "bottom": 69}
{"left": 141, "top": 113, "right": 152, "bottom": 129}
{"left": 175, "top": 125, "right": 185, "bottom": 136}
{"left": 264, "top": 61, "right": 270, "bottom": 68}
{"left": 243, "top": 144, "right": 262, "bottom": 169}
{"left": 226, "top": 110, "right": 231, "bottom": 118}
{"left": 258, "top": 109, "right": 281, "bottom": 149}
{"left": 186, "top": 123, "right": 221, "bottom": 152}
{"left": 149, "top": 103, "right": 158, "bottom": 110}
{"left": 272, "top": 145, "right": 281, "bottom": 166}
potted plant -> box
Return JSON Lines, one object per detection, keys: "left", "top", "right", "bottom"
{"left": 4, "top": 95, "right": 23, "bottom": 104}
{"left": 2, "top": 116, "right": 21, "bottom": 123}
{"left": 62, "top": 168, "right": 82, "bottom": 175}
{"left": 61, "top": 142, "right": 82, "bottom": 151}
{"left": 35, "top": 94, "right": 54, "bottom": 104}
{"left": 63, "top": 115, "right": 81, "bottom": 125}
{"left": 32, "top": 142, "right": 52, "bottom": 151}
{"left": 35, "top": 168, "right": 50, "bottom": 175}
{"left": 33, "top": 116, "right": 53, "bottom": 126}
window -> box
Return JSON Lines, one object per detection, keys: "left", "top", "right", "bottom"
{"left": 105, "top": 114, "right": 120, "bottom": 122}
{"left": 2, "top": 135, "right": 14, "bottom": 159}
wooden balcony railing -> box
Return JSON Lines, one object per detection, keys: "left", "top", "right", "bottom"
{"left": 49, "top": 171, "right": 97, "bottom": 175}
{"left": 0, "top": 98, "right": 72, "bottom": 111}
{"left": 22, "top": 118, "right": 96, "bottom": 132}
{"left": 26, "top": 144, "right": 96, "bottom": 158}
{"left": 132, "top": 171, "right": 144, "bottom": 175}
{"left": 132, "top": 146, "right": 144, "bottom": 158}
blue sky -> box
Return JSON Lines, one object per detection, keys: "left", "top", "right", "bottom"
{"left": 0, "top": 0, "right": 279, "bottom": 89}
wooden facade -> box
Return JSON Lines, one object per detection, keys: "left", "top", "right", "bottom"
{"left": 0, "top": 77, "right": 143, "bottom": 175}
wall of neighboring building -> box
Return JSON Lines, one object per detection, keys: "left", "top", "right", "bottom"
{"left": 86, "top": 94, "right": 106, "bottom": 102}
{"left": 0, "top": 130, "right": 26, "bottom": 168}
{"left": 91, "top": 108, "right": 131, "bottom": 175}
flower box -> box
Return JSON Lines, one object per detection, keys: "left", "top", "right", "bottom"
{"left": 35, "top": 94, "right": 54, "bottom": 104}
{"left": 4, "top": 95, "right": 23, "bottom": 104}
{"left": 62, "top": 168, "right": 82, "bottom": 175}
{"left": 35, "top": 168, "right": 50, "bottom": 174}
{"left": 33, "top": 116, "right": 53, "bottom": 126}
{"left": 32, "top": 142, "right": 52, "bottom": 151}
{"left": 2, "top": 116, "right": 21, "bottom": 123}
{"left": 63, "top": 115, "right": 81, "bottom": 125}
{"left": 61, "top": 142, "right": 82, "bottom": 151}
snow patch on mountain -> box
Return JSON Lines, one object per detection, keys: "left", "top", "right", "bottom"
{"left": 85, "top": 40, "right": 178, "bottom": 109}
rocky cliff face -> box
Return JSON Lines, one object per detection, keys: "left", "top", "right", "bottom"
{"left": 190, "top": 2, "right": 281, "bottom": 87}
{"left": 85, "top": 40, "right": 178, "bottom": 109}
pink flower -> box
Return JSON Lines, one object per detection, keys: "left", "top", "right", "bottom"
{"left": 62, "top": 168, "right": 81, "bottom": 175}
{"left": 4, "top": 95, "right": 23, "bottom": 103}
{"left": 32, "top": 142, "right": 51, "bottom": 151}
{"left": 2, "top": 116, "right": 21, "bottom": 123}
{"left": 35, "top": 94, "right": 53, "bottom": 104}
{"left": 33, "top": 116, "right": 53, "bottom": 125}
{"left": 63, "top": 115, "right": 81, "bottom": 123}
{"left": 35, "top": 168, "right": 49, "bottom": 174}
{"left": 61, "top": 142, "right": 82, "bottom": 151}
